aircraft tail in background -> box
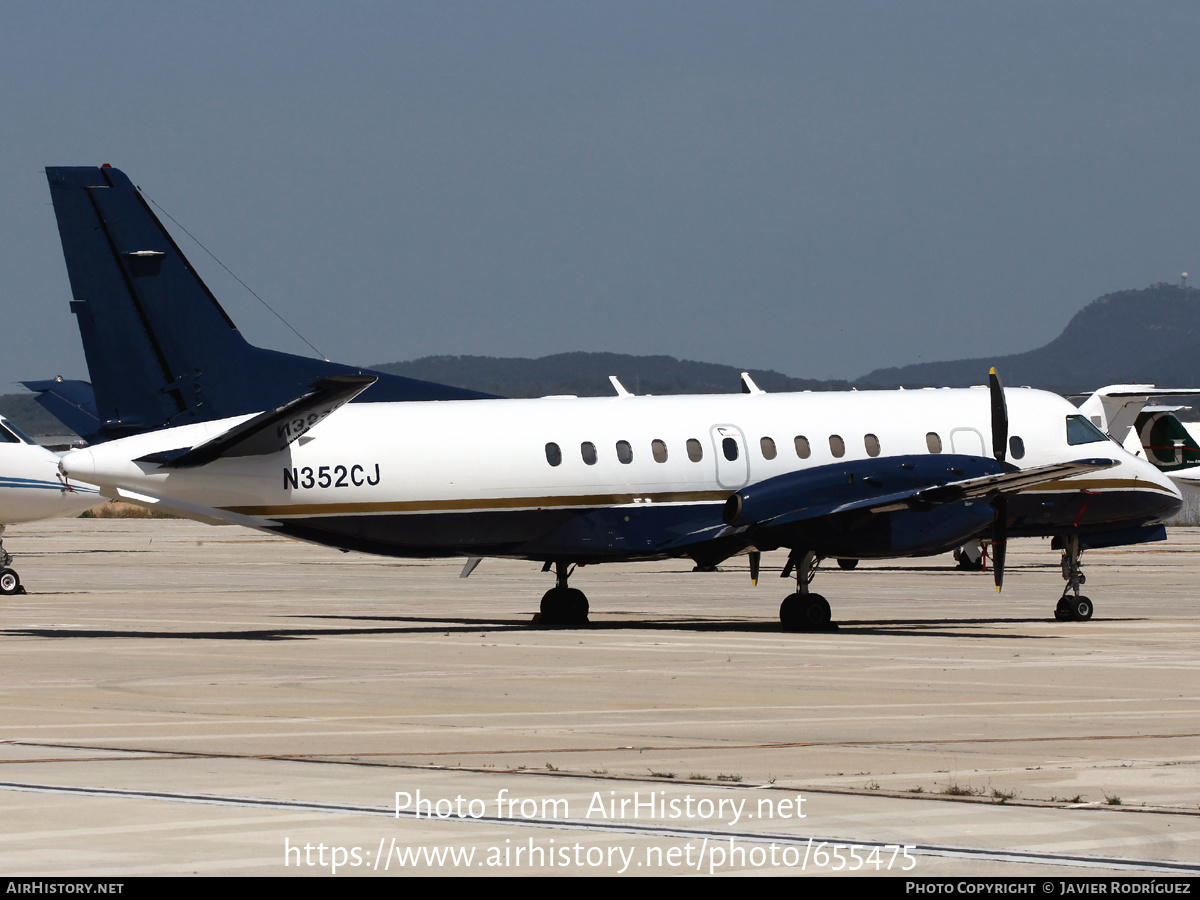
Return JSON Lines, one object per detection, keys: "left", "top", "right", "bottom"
{"left": 19, "top": 378, "right": 100, "bottom": 444}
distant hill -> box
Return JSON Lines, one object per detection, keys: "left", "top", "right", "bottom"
{"left": 9, "top": 283, "right": 1200, "bottom": 438}
{"left": 0, "top": 353, "right": 856, "bottom": 438}
{"left": 862, "top": 284, "right": 1200, "bottom": 392}
{"left": 370, "top": 352, "right": 856, "bottom": 398}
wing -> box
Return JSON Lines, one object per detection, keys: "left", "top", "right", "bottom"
{"left": 866, "top": 458, "right": 1119, "bottom": 514}
{"left": 723, "top": 455, "right": 1117, "bottom": 529}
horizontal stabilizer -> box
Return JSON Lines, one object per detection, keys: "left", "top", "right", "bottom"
{"left": 1167, "top": 464, "right": 1200, "bottom": 487}
{"left": 162, "top": 374, "right": 377, "bottom": 468}
{"left": 22, "top": 379, "right": 100, "bottom": 441}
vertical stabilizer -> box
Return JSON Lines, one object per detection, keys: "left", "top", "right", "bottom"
{"left": 45, "top": 166, "right": 492, "bottom": 441}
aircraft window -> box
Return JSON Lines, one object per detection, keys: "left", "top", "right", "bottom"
{"left": 794, "top": 435, "right": 811, "bottom": 459}
{"left": 926, "top": 432, "right": 942, "bottom": 454}
{"left": 581, "top": 441, "right": 598, "bottom": 465}
{"left": 1009, "top": 435, "right": 1026, "bottom": 460}
{"left": 0, "top": 422, "right": 33, "bottom": 446}
{"left": 760, "top": 437, "right": 777, "bottom": 460}
{"left": 686, "top": 439, "right": 703, "bottom": 462}
{"left": 864, "top": 434, "right": 880, "bottom": 457}
{"left": 722, "top": 437, "right": 739, "bottom": 461}
{"left": 616, "top": 440, "right": 633, "bottom": 464}
{"left": 1066, "top": 415, "right": 1108, "bottom": 446}
{"left": 545, "top": 442, "right": 562, "bottom": 467}
{"left": 651, "top": 439, "right": 668, "bottom": 463}
{"left": 0, "top": 425, "right": 19, "bottom": 444}
{"left": 829, "top": 435, "right": 845, "bottom": 458}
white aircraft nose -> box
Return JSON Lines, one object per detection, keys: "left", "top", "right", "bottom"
{"left": 60, "top": 447, "right": 96, "bottom": 483}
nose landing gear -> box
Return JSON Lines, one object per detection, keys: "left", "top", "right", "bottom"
{"left": 1054, "top": 535, "right": 1092, "bottom": 621}
{"left": 0, "top": 528, "right": 23, "bottom": 595}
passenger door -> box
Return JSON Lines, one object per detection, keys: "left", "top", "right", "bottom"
{"left": 710, "top": 425, "right": 750, "bottom": 489}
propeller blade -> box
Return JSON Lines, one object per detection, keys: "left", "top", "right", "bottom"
{"left": 989, "top": 367, "right": 1008, "bottom": 464}
{"left": 992, "top": 496, "right": 1008, "bottom": 592}
{"left": 749, "top": 551, "right": 761, "bottom": 586}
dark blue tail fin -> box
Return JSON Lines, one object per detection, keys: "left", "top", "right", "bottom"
{"left": 43, "top": 165, "right": 493, "bottom": 441}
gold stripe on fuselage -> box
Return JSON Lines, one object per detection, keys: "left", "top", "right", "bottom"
{"left": 225, "top": 490, "right": 730, "bottom": 518}
{"left": 223, "top": 477, "right": 1169, "bottom": 519}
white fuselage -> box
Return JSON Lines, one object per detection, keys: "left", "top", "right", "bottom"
{"left": 60, "top": 386, "right": 1179, "bottom": 562}
{"left": 0, "top": 419, "right": 101, "bottom": 525}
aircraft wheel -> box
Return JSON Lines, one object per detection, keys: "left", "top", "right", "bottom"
{"left": 0, "top": 568, "right": 21, "bottom": 595}
{"left": 1054, "top": 597, "right": 1071, "bottom": 621}
{"left": 1070, "top": 596, "right": 1093, "bottom": 621}
{"left": 538, "top": 587, "right": 590, "bottom": 626}
{"left": 780, "top": 592, "right": 832, "bottom": 631}
{"left": 836, "top": 558, "right": 859, "bottom": 570}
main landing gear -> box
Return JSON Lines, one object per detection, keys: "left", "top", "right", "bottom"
{"left": 779, "top": 550, "right": 835, "bottom": 632}
{"left": 1054, "top": 534, "right": 1093, "bottom": 622}
{"left": 0, "top": 527, "right": 23, "bottom": 596}
{"left": 952, "top": 541, "right": 985, "bottom": 571}
{"left": 536, "top": 561, "right": 590, "bottom": 626}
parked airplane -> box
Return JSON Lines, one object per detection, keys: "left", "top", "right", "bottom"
{"left": 37, "top": 166, "right": 1182, "bottom": 627}
{"left": 0, "top": 414, "right": 101, "bottom": 593}
{"left": 1134, "top": 408, "right": 1200, "bottom": 488}
{"left": 1076, "top": 384, "right": 1200, "bottom": 487}
{"left": 1077, "top": 384, "right": 1200, "bottom": 446}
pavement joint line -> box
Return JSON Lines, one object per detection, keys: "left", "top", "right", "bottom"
{"left": 1, "top": 779, "right": 1197, "bottom": 874}
{"left": 7, "top": 743, "right": 1200, "bottom": 818}
{"left": 11, "top": 730, "right": 1200, "bottom": 758}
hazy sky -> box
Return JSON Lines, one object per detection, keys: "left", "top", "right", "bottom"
{"left": 3, "top": 2, "right": 1199, "bottom": 391}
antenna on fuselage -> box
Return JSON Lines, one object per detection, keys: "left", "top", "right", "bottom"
{"left": 740, "top": 373, "right": 765, "bottom": 394}
{"left": 608, "top": 376, "right": 632, "bottom": 397}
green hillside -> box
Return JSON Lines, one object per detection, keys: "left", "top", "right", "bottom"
{"left": 862, "top": 283, "right": 1200, "bottom": 392}
{"left": 371, "top": 352, "right": 856, "bottom": 398}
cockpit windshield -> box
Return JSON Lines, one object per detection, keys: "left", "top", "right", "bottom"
{"left": 0, "top": 418, "right": 36, "bottom": 445}
{"left": 1065, "top": 415, "right": 1109, "bottom": 446}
